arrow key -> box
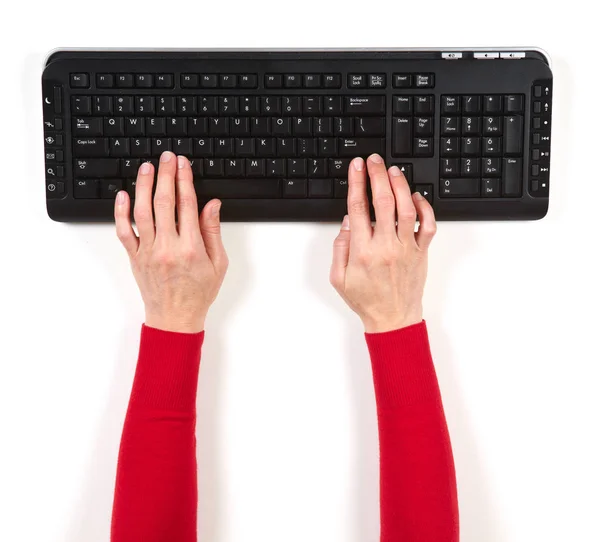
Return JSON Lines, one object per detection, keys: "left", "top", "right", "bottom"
{"left": 392, "top": 163, "right": 413, "bottom": 183}
{"left": 413, "top": 184, "right": 433, "bottom": 204}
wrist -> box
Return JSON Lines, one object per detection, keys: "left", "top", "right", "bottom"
{"left": 145, "top": 312, "right": 206, "bottom": 334}
{"left": 362, "top": 312, "right": 422, "bottom": 334}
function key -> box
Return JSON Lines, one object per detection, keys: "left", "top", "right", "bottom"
{"left": 441, "top": 96, "right": 460, "bottom": 114}
{"left": 265, "top": 74, "right": 283, "bottom": 88}
{"left": 201, "top": 74, "right": 218, "bottom": 88}
{"left": 220, "top": 74, "right": 237, "bottom": 88}
{"left": 285, "top": 74, "right": 302, "bottom": 88}
{"left": 504, "top": 94, "right": 524, "bottom": 112}
{"left": 116, "top": 74, "right": 134, "bottom": 88}
{"left": 393, "top": 74, "right": 412, "bottom": 88}
{"left": 181, "top": 74, "right": 199, "bottom": 88}
{"left": 156, "top": 74, "right": 174, "bottom": 88}
{"left": 324, "top": 74, "right": 341, "bottom": 88}
{"left": 240, "top": 74, "right": 258, "bottom": 88}
{"left": 136, "top": 74, "right": 153, "bottom": 88}
{"left": 304, "top": 74, "right": 322, "bottom": 88}
{"left": 462, "top": 95, "right": 481, "bottom": 114}
{"left": 348, "top": 74, "right": 367, "bottom": 88}
{"left": 70, "top": 73, "right": 89, "bottom": 88}
{"left": 415, "top": 74, "right": 435, "bottom": 88}
{"left": 484, "top": 95, "right": 502, "bottom": 113}
{"left": 96, "top": 74, "right": 114, "bottom": 88}
{"left": 369, "top": 74, "right": 386, "bottom": 88}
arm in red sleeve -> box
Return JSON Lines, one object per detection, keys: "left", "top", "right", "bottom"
{"left": 111, "top": 325, "right": 203, "bottom": 542}
{"left": 366, "top": 321, "right": 459, "bottom": 542}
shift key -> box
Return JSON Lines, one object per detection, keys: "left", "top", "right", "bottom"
{"left": 74, "top": 159, "right": 120, "bottom": 177}
{"left": 338, "top": 138, "right": 385, "bottom": 157}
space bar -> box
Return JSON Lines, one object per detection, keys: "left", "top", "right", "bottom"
{"left": 195, "top": 179, "right": 281, "bottom": 198}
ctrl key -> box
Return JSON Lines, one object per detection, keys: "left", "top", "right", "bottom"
{"left": 74, "top": 179, "right": 99, "bottom": 199}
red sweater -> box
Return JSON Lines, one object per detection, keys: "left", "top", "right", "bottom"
{"left": 111, "top": 322, "right": 459, "bottom": 541}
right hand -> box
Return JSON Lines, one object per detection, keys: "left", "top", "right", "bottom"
{"left": 114, "top": 152, "right": 228, "bottom": 334}
{"left": 329, "top": 154, "right": 437, "bottom": 333}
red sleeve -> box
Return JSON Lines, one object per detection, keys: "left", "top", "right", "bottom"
{"left": 365, "top": 321, "right": 459, "bottom": 542}
{"left": 111, "top": 325, "right": 203, "bottom": 542}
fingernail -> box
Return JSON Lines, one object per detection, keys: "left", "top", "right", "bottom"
{"left": 341, "top": 215, "right": 350, "bottom": 230}
{"left": 389, "top": 165, "right": 401, "bottom": 177}
{"left": 414, "top": 191, "right": 424, "bottom": 200}
{"left": 140, "top": 162, "right": 151, "bottom": 174}
{"left": 369, "top": 153, "right": 383, "bottom": 164}
{"left": 116, "top": 191, "right": 125, "bottom": 205}
{"left": 353, "top": 157, "right": 364, "bottom": 171}
{"left": 177, "top": 155, "right": 187, "bottom": 169}
{"left": 211, "top": 202, "right": 221, "bottom": 216}
{"left": 160, "top": 151, "right": 173, "bottom": 163}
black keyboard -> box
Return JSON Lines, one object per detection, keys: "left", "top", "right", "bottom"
{"left": 42, "top": 49, "right": 553, "bottom": 222}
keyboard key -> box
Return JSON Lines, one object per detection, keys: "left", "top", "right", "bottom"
{"left": 97, "top": 74, "right": 114, "bottom": 88}
{"left": 131, "top": 138, "right": 151, "bottom": 157}
{"left": 278, "top": 138, "right": 296, "bottom": 156}
{"left": 441, "top": 116, "right": 460, "bottom": 135}
{"left": 392, "top": 118, "right": 412, "bottom": 156}
{"left": 125, "top": 117, "right": 145, "bottom": 136}
{"left": 461, "top": 157, "right": 480, "bottom": 176}
{"left": 205, "top": 158, "right": 224, "bottom": 176}
{"left": 461, "top": 137, "right": 480, "bottom": 155}
{"left": 348, "top": 74, "right": 367, "bottom": 88}
{"left": 334, "top": 178, "right": 348, "bottom": 198}
{"left": 324, "top": 97, "right": 342, "bottom": 115}
{"left": 231, "top": 117, "right": 250, "bottom": 136}
{"left": 393, "top": 74, "right": 412, "bottom": 88}
{"left": 201, "top": 75, "right": 218, "bottom": 88}
{"left": 309, "top": 178, "right": 333, "bottom": 197}
{"left": 323, "top": 74, "right": 341, "bottom": 88}
{"left": 334, "top": 117, "right": 353, "bottom": 137}
{"left": 328, "top": 159, "right": 351, "bottom": 177}
{"left": 116, "top": 74, "right": 134, "bottom": 88}
{"left": 73, "top": 138, "right": 109, "bottom": 157}
{"left": 309, "top": 159, "right": 327, "bottom": 177}
{"left": 504, "top": 95, "right": 524, "bottom": 113}
{"left": 267, "top": 159, "right": 286, "bottom": 177}
{"left": 195, "top": 178, "right": 281, "bottom": 198}
{"left": 136, "top": 74, "right": 153, "bottom": 88}
{"left": 283, "top": 179, "right": 307, "bottom": 198}
{"left": 355, "top": 117, "right": 385, "bottom": 136}
{"left": 239, "top": 74, "right": 258, "bottom": 88}
{"left": 287, "top": 159, "right": 306, "bottom": 177}
{"left": 412, "top": 184, "right": 433, "bottom": 204}
{"left": 483, "top": 116, "right": 502, "bottom": 135}
{"left": 414, "top": 96, "right": 434, "bottom": 115}
{"left": 210, "top": 118, "right": 229, "bottom": 136}
{"left": 74, "top": 159, "right": 119, "bottom": 177}
{"left": 483, "top": 157, "right": 501, "bottom": 176}
{"left": 393, "top": 96, "right": 412, "bottom": 115}
{"left": 297, "top": 137, "right": 317, "bottom": 156}
{"left": 283, "top": 97, "right": 302, "bottom": 116}
{"left": 225, "top": 158, "right": 244, "bottom": 176}
{"left": 414, "top": 138, "right": 434, "bottom": 157}
{"left": 483, "top": 136, "right": 502, "bottom": 156}
{"left": 70, "top": 73, "right": 89, "bottom": 88}
{"left": 285, "top": 74, "right": 302, "bottom": 88}
{"left": 482, "top": 178, "right": 501, "bottom": 197}
{"left": 115, "top": 96, "right": 134, "bottom": 115}
{"left": 220, "top": 97, "right": 238, "bottom": 115}
{"left": 110, "top": 138, "right": 129, "bottom": 157}
{"left": 345, "top": 96, "right": 385, "bottom": 115}
{"left": 442, "top": 96, "right": 460, "bottom": 114}
{"left": 462, "top": 116, "right": 481, "bottom": 135}
{"left": 319, "top": 138, "right": 338, "bottom": 156}
{"left": 101, "top": 179, "right": 123, "bottom": 198}
{"left": 462, "top": 96, "right": 481, "bottom": 114}
{"left": 93, "top": 96, "right": 113, "bottom": 115}
{"left": 303, "top": 97, "right": 322, "bottom": 115}
{"left": 74, "top": 178, "right": 98, "bottom": 198}
{"left": 484, "top": 95, "right": 502, "bottom": 113}
{"left": 121, "top": 158, "right": 140, "bottom": 177}
{"left": 415, "top": 74, "right": 434, "bottom": 88}
{"left": 147, "top": 117, "right": 166, "bottom": 136}
{"left": 178, "top": 97, "right": 197, "bottom": 115}
{"left": 440, "top": 178, "right": 480, "bottom": 197}
{"left": 152, "top": 138, "right": 172, "bottom": 155}
{"left": 220, "top": 74, "right": 237, "bottom": 88}
{"left": 252, "top": 117, "right": 271, "bottom": 136}
{"left": 257, "top": 138, "right": 276, "bottom": 156}
{"left": 368, "top": 74, "right": 386, "bottom": 88}
{"left": 73, "top": 117, "right": 102, "bottom": 136}
{"left": 314, "top": 118, "right": 333, "bottom": 136}
{"left": 236, "top": 138, "right": 255, "bottom": 157}
{"left": 135, "top": 96, "right": 155, "bottom": 115}
{"left": 339, "top": 138, "right": 384, "bottom": 157}
{"left": 188, "top": 118, "right": 208, "bottom": 136}
{"left": 265, "top": 74, "right": 283, "bottom": 88}
{"left": 215, "top": 138, "right": 234, "bottom": 157}
{"left": 246, "top": 158, "right": 265, "bottom": 176}
{"left": 415, "top": 117, "right": 433, "bottom": 137}
{"left": 441, "top": 158, "right": 459, "bottom": 176}
{"left": 72, "top": 96, "right": 91, "bottom": 115}
{"left": 304, "top": 74, "right": 321, "bottom": 88}
{"left": 503, "top": 116, "right": 523, "bottom": 155}
{"left": 262, "top": 96, "right": 281, "bottom": 115}
{"left": 157, "top": 97, "right": 176, "bottom": 115}
{"left": 193, "top": 138, "right": 213, "bottom": 156}
{"left": 173, "top": 138, "right": 192, "bottom": 155}
{"left": 503, "top": 158, "right": 522, "bottom": 196}
{"left": 199, "top": 97, "right": 218, "bottom": 115}
{"left": 156, "top": 74, "right": 174, "bottom": 88}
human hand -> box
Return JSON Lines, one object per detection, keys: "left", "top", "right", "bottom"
{"left": 330, "top": 154, "right": 437, "bottom": 333}
{"left": 114, "top": 151, "right": 228, "bottom": 333}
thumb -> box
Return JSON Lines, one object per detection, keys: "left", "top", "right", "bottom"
{"left": 199, "top": 199, "right": 227, "bottom": 271}
{"left": 330, "top": 215, "right": 351, "bottom": 291}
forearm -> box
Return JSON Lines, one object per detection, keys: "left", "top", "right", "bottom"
{"left": 366, "top": 321, "right": 459, "bottom": 542}
{"left": 111, "top": 325, "right": 203, "bottom": 542}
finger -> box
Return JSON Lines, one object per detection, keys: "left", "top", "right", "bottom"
{"left": 346, "top": 156, "right": 371, "bottom": 243}
{"left": 366, "top": 154, "right": 397, "bottom": 238}
{"left": 330, "top": 215, "right": 351, "bottom": 291}
{"left": 114, "top": 190, "right": 139, "bottom": 258}
{"left": 199, "top": 199, "right": 227, "bottom": 271}
{"left": 413, "top": 192, "right": 437, "bottom": 249}
{"left": 388, "top": 166, "right": 417, "bottom": 244}
{"left": 175, "top": 155, "right": 200, "bottom": 239}
{"left": 153, "top": 151, "right": 177, "bottom": 236}
{"left": 133, "top": 161, "right": 155, "bottom": 245}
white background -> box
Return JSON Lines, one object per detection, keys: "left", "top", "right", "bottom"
{"left": 1, "top": 1, "right": 599, "bottom": 541}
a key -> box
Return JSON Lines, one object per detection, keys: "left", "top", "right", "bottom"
{"left": 414, "top": 138, "right": 434, "bottom": 157}
{"left": 283, "top": 97, "right": 302, "bottom": 116}
{"left": 461, "top": 137, "right": 481, "bottom": 155}
{"left": 235, "top": 138, "right": 254, "bottom": 157}
{"left": 240, "top": 97, "right": 259, "bottom": 115}
{"left": 152, "top": 138, "right": 172, "bottom": 156}
{"left": 393, "top": 96, "right": 412, "bottom": 115}
{"left": 441, "top": 158, "right": 459, "bottom": 176}
{"left": 441, "top": 137, "right": 460, "bottom": 156}
{"left": 73, "top": 138, "right": 109, "bottom": 157}
{"left": 256, "top": 138, "right": 276, "bottom": 156}
{"left": 209, "top": 118, "right": 229, "bottom": 136}
{"left": 441, "top": 96, "right": 460, "bottom": 114}
{"left": 482, "top": 178, "right": 501, "bottom": 197}
{"left": 173, "top": 138, "right": 192, "bottom": 155}
{"left": 167, "top": 118, "right": 187, "bottom": 136}
{"left": 484, "top": 96, "right": 502, "bottom": 113}
{"left": 315, "top": 118, "right": 333, "bottom": 136}
{"left": 121, "top": 158, "right": 140, "bottom": 177}
{"left": 94, "top": 96, "right": 113, "bottom": 115}
{"left": 503, "top": 116, "right": 523, "bottom": 155}
{"left": 392, "top": 118, "right": 412, "bottom": 156}
{"left": 74, "top": 159, "right": 119, "bottom": 177}
{"left": 293, "top": 118, "right": 312, "bottom": 136}
{"left": 462, "top": 116, "right": 481, "bottom": 135}
{"left": 344, "top": 96, "right": 385, "bottom": 115}
{"left": 303, "top": 97, "right": 322, "bottom": 115}
{"left": 440, "top": 178, "right": 480, "bottom": 197}
{"left": 262, "top": 97, "right": 281, "bottom": 115}
{"left": 414, "top": 117, "right": 434, "bottom": 137}
{"left": 328, "top": 159, "right": 352, "bottom": 177}
{"left": 100, "top": 179, "right": 123, "bottom": 198}
{"left": 483, "top": 116, "right": 502, "bottom": 135}
{"left": 135, "top": 96, "right": 155, "bottom": 115}
{"left": 324, "top": 97, "right": 342, "bottom": 115}
{"left": 220, "top": 97, "right": 239, "bottom": 115}
{"left": 214, "top": 138, "right": 234, "bottom": 157}
{"left": 272, "top": 118, "right": 292, "bottom": 136}
{"left": 157, "top": 97, "right": 176, "bottom": 115}
{"left": 483, "top": 157, "right": 501, "bottom": 176}
{"left": 334, "top": 117, "right": 354, "bottom": 137}
{"left": 334, "top": 178, "right": 348, "bottom": 198}
{"left": 297, "top": 138, "right": 317, "bottom": 156}
{"left": 319, "top": 138, "right": 338, "bottom": 156}
{"left": 442, "top": 116, "right": 460, "bottom": 135}
{"left": 147, "top": 118, "right": 166, "bottom": 136}
{"left": 72, "top": 117, "right": 102, "bottom": 136}
{"left": 504, "top": 95, "right": 524, "bottom": 113}
{"left": 462, "top": 96, "right": 481, "bottom": 114}
{"left": 72, "top": 96, "right": 91, "bottom": 115}
{"left": 110, "top": 138, "right": 129, "bottom": 157}
{"left": 114, "top": 96, "right": 134, "bottom": 115}
{"left": 252, "top": 118, "right": 271, "bottom": 136}
{"left": 188, "top": 118, "right": 209, "bottom": 136}
{"left": 277, "top": 138, "right": 296, "bottom": 156}
{"left": 193, "top": 138, "right": 214, "bottom": 157}
{"left": 104, "top": 117, "right": 124, "bottom": 137}
{"left": 267, "top": 159, "right": 286, "bottom": 177}
{"left": 74, "top": 179, "right": 99, "bottom": 198}
{"left": 131, "top": 138, "right": 151, "bottom": 157}
{"left": 503, "top": 158, "right": 522, "bottom": 196}
{"left": 200, "top": 97, "right": 218, "bottom": 115}
{"left": 204, "top": 159, "right": 224, "bottom": 176}
{"left": 178, "top": 97, "right": 197, "bottom": 115}
{"left": 483, "top": 137, "right": 502, "bottom": 156}
{"left": 461, "top": 157, "right": 480, "bottom": 176}
{"left": 414, "top": 96, "right": 434, "bottom": 115}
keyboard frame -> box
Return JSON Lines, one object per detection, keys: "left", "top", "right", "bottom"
{"left": 42, "top": 48, "right": 553, "bottom": 222}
